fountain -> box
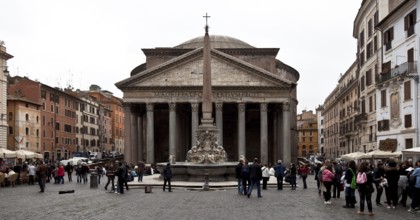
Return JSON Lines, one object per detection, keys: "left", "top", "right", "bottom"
{"left": 156, "top": 15, "right": 237, "bottom": 182}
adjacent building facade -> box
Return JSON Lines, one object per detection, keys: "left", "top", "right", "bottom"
{"left": 296, "top": 110, "right": 318, "bottom": 157}
{"left": 0, "top": 43, "right": 13, "bottom": 149}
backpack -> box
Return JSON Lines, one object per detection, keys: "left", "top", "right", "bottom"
{"left": 242, "top": 165, "right": 249, "bottom": 178}
{"left": 349, "top": 169, "right": 357, "bottom": 189}
{"left": 357, "top": 172, "right": 367, "bottom": 184}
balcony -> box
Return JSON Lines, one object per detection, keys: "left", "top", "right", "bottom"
{"left": 354, "top": 113, "right": 367, "bottom": 125}
{"left": 377, "top": 62, "right": 417, "bottom": 84}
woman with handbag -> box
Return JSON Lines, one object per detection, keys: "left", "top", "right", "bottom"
{"left": 356, "top": 162, "right": 374, "bottom": 216}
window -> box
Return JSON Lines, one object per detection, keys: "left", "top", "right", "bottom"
{"left": 366, "top": 69, "right": 372, "bottom": 86}
{"left": 359, "top": 30, "right": 365, "bottom": 48}
{"left": 404, "top": 81, "right": 411, "bottom": 100}
{"left": 26, "top": 114, "right": 29, "bottom": 121}
{"left": 381, "top": 61, "right": 391, "bottom": 75}
{"left": 405, "top": 9, "right": 416, "bottom": 37}
{"left": 406, "top": 138, "right": 413, "bottom": 149}
{"left": 368, "top": 19, "right": 372, "bottom": 37}
{"left": 9, "top": 126, "right": 13, "bottom": 134}
{"left": 26, "top": 127, "right": 29, "bottom": 135}
{"left": 8, "top": 112, "right": 12, "bottom": 120}
{"left": 380, "top": 90, "right": 386, "bottom": 107}
{"left": 360, "top": 50, "right": 365, "bottom": 65}
{"left": 383, "top": 27, "right": 394, "bottom": 51}
{"left": 378, "top": 119, "right": 390, "bottom": 131}
{"left": 405, "top": 114, "right": 412, "bottom": 128}
{"left": 374, "top": 36, "right": 378, "bottom": 52}
{"left": 369, "top": 96, "right": 373, "bottom": 112}
{"left": 360, "top": 76, "right": 365, "bottom": 91}
{"left": 366, "top": 42, "right": 373, "bottom": 59}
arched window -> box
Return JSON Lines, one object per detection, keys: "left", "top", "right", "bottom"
{"left": 26, "top": 114, "right": 29, "bottom": 121}
{"left": 26, "top": 127, "right": 29, "bottom": 135}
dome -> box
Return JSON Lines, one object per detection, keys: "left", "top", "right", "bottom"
{"left": 174, "top": 35, "right": 254, "bottom": 49}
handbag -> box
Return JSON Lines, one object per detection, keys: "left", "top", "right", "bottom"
{"left": 285, "top": 174, "right": 291, "bottom": 183}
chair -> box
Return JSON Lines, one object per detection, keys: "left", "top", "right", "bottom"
{"left": 20, "top": 172, "right": 28, "bottom": 184}
{"left": 8, "top": 174, "right": 17, "bottom": 187}
{"left": 0, "top": 174, "right": 5, "bottom": 187}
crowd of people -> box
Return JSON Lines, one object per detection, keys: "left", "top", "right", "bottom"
{"left": 314, "top": 158, "right": 420, "bottom": 216}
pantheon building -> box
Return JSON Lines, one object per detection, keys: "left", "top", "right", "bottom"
{"left": 116, "top": 34, "right": 300, "bottom": 166}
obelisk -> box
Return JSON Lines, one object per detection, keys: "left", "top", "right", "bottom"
{"left": 201, "top": 13, "right": 214, "bottom": 127}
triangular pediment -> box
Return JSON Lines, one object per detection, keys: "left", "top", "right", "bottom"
{"left": 116, "top": 48, "right": 293, "bottom": 89}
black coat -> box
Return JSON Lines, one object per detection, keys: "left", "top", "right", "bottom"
{"left": 249, "top": 163, "right": 262, "bottom": 180}
{"left": 235, "top": 163, "right": 243, "bottom": 179}
{"left": 163, "top": 166, "right": 172, "bottom": 179}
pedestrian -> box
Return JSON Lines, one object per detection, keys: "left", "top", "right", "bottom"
{"left": 115, "top": 161, "right": 126, "bottom": 194}
{"left": 96, "top": 165, "right": 103, "bottom": 184}
{"left": 247, "top": 158, "right": 262, "bottom": 198}
{"left": 65, "top": 162, "right": 73, "bottom": 182}
{"left": 373, "top": 161, "right": 385, "bottom": 206}
{"left": 356, "top": 162, "right": 374, "bottom": 215}
{"left": 314, "top": 163, "right": 322, "bottom": 195}
{"left": 235, "top": 159, "right": 243, "bottom": 194}
{"left": 343, "top": 160, "right": 357, "bottom": 208}
{"left": 397, "top": 161, "right": 409, "bottom": 207}
{"left": 36, "top": 161, "right": 48, "bottom": 193}
{"left": 28, "top": 162, "right": 36, "bottom": 185}
{"left": 163, "top": 163, "right": 172, "bottom": 192}
{"left": 242, "top": 160, "right": 250, "bottom": 195}
{"left": 274, "top": 160, "right": 285, "bottom": 190}
{"left": 298, "top": 164, "right": 309, "bottom": 189}
{"left": 322, "top": 164, "right": 334, "bottom": 204}
{"left": 385, "top": 159, "right": 399, "bottom": 209}
{"left": 104, "top": 166, "right": 115, "bottom": 191}
{"left": 408, "top": 159, "right": 420, "bottom": 212}
{"left": 81, "top": 163, "right": 89, "bottom": 183}
{"left": 290, "top": 163, "right": 297, "bottom": 190}
{"left": 124, "top": 163, "right": 130, "bottom": 190}
{"left": 137, "top": 160, "right": 145, "bottom": 182}
{"left": 58, "top": 163, "right": 65, "bottom": 184}
{"left": 333, "top": 161, "right": 343, "bottom": 197}
{"left": 261, "top": 163, "right": 270, "bottom": 190}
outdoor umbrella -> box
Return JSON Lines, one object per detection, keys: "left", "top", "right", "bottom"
{"left": 340, "top": 152, "right": 365, "bottom": 161}
{"left": 0, "top": 148, "right": 17, "bottom": 159}
{"left": 16, "top": 149, "right": 37, "bottom": 159}
{"left": 360, "top": 149, "right": 401, "bottom": 159}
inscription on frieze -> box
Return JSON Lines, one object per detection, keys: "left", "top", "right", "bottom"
{"left": 153, "top": 91, "right": 258, "bottom": 98}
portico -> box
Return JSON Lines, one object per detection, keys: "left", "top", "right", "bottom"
{"left": 116, "top": 35, "right": 299, "bottom": 166}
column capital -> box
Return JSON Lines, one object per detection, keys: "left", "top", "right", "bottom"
{"left": 169, "top": 102, "right": 176, "bottom": 111}
{"left": 282, "top": 102, "right": 290, "bottom": 112}
{"left": 215, "top": 102, "right": 223, "bottom": 111}
{"left": 260, "top": 103, "right": 268, "bottom": 112}
{"left": 146, "top": 103, "right": 154, "bottom": 112}
{"left": 238, "top": 103, "right": 246, "bottom": 112}
{"left": 191, "top": 103, "right": 199, "bottom": 112}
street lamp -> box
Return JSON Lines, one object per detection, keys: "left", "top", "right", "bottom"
{"left": 2, "top": 66, "right": 9, "bottom": 76}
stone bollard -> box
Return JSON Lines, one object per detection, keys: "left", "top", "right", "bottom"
{"left": 203, "top": 172, "right": 210, "bottom": 191}
{"left": 90, "top": 172, "right": 98, "bottom": 188}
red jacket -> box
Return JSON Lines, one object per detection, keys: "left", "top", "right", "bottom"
{"left": 322, "top": 169, "right": 334, "bottom": 182}
{"left": 58, "top": 165, "right": 65, "bottom": 177}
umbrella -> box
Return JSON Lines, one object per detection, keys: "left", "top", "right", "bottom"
{"left": 360, "top": 149, "right": 401, "bottom": 159}
{"left": 16, "top": 149, "right": 38, "bottom": 159}
{"left": 0, "top": 148, "right": 17, "bottom": 159}
{"left": 340, "top": 152, "right": 365, "bottom": 161}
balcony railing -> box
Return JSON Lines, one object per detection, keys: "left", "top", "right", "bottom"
{"left": 377, "top": 61, "right": 417, "bottom": 84}
{"left": 354, "top": 113, "right": 367, "bottom": 124}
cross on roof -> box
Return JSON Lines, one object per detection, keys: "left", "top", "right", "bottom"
{"left": 203, "top": 13, "right": 210, "bottom": 33}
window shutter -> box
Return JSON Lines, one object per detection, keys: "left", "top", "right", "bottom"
{"left": 405, "top": 14, "right": 408, "bottom": 30}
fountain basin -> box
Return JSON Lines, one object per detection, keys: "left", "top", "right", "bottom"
{"left": 156, "top": 162, "right": 237, "bottom": 182}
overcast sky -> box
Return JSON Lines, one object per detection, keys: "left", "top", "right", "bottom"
{"left": 1, "top": 0, "right": 361, "bottom": 113}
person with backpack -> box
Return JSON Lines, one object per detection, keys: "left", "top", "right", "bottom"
{"left": 241, "top": 160, "right": 250, "bottom": 195}
{"left": 356, "top": 162, "right": 374, "bottom": 215}
{"left": 373, "top": 161, "right": 385, "bottom": 206}
{"left": 274, "top": 160, "right": 285, "bottom": 190}
{"left": 343, "top": 160, "right": 357, "bottom": 208}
